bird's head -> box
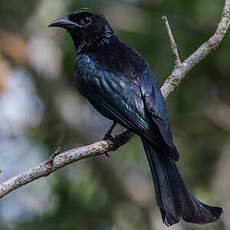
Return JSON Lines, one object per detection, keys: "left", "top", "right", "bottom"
{"left": 49, "top": 10, "right": 117, "bottom": 53}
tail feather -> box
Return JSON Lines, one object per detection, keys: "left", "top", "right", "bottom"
{"left": 142, "top": 140, "right": 222, "bottom": 226}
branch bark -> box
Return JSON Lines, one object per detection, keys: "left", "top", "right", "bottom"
{"left": 0, "top": 0, "right": 230, "bottom": 199}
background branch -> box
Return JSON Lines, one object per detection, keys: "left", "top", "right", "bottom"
{"left": 160, "top": 0, "right": 230, "bottom": 99}
{"left": 0, "top": 0, "right": 230, "bottom": 199}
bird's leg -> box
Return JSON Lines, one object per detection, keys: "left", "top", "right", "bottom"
{"left": 103, "top": 121, "right": 117, "bottom": 140}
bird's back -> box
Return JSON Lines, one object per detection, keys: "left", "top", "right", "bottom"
{"left": 84, "top": 42, "right": 147, "bottom": 80}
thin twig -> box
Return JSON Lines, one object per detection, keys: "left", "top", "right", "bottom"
{"left": 0, "top": 0, "right": 230, "bottom": 199}
{"left": 162, "top": 16, "right": 182, "bottom": 68}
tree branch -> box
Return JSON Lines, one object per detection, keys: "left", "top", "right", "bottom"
{"left": 0, "top": 0, "right": 230, "bottom": 199}
{"left": 0, "top": 130, "right": 134, "bottom": 198}
{"left": 160, "top": 0, "right": 230, "bottom": 99}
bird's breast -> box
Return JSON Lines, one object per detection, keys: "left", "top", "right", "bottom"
{"left": 74, "top": 54, "right": 96, "bottom": 96}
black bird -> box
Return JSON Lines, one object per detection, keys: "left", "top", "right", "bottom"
{"left": 49, "top": 10, "right": 222, "bottom": 226}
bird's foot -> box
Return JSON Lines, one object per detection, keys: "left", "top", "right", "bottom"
{"left": 102, "top": 122, "right": 117, "bottom": 141}
{"left": 103, "top": 134, "right": 113, "bottom": 157}
{"left": 104, "top": 152, "right": 110, "bottom": 157}
{"left": 103, "top": 133, "right": 113, "bottom": 140}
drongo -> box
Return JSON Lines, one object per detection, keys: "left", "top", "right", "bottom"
{"left": 49, "top": 10, "right": 222, "bottom": 226}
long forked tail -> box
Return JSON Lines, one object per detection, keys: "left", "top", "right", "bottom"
{"left": 142, "top": 139, "right": 222, "bottom": 226}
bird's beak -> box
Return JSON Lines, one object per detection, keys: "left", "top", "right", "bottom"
{"left": 48, "top": 16, "right": 79, "bottom": 29}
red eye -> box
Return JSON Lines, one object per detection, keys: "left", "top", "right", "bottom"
{"left": 80, "top": 17, "right": 91, "bottom": 26}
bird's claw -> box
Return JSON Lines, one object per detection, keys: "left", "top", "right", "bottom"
{"left": 103, "top": 135, "right": 113, "bottom": 157}
{"left": 105, "top": 152, "right": 110, "bottom": 157}
{"left": 103, "top": 133, "right": 113, "bottom": 140}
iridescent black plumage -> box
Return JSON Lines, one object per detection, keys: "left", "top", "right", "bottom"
{"left": 49, "top": 10, "right": 222, "bottom": 226}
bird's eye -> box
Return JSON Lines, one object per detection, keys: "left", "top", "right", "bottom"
{"left": 80, "top": 17, "right": 92, "bottom": 26}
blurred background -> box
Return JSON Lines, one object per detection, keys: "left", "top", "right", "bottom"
{"left": 0, "top": 0, "right": 229, "bottom": 229}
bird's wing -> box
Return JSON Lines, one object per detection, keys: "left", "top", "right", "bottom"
{"left": 137, "top": 68, "right": 179, "bottom": 160}
{"left": 91, "top": 69, "right": 153, "bottom": 137}
{"left": 76, "top": 53, "right": 161, "bottom": 142}
{"left": 138, "top": 68, "right": 172, "bottom": 145}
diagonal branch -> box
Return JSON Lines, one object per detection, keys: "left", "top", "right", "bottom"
{"left": 0, "top": 130, "right": 134, "bottom": 198}
{"left": 0, "top": 0, "right": 230, "bottom": 199}
{"left": 161, "top": 0, "right": 230, "bottom": 99}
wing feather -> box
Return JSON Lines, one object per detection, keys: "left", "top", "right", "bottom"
{"left": 138, "top": 68, "right": 179, "bottom": 160}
